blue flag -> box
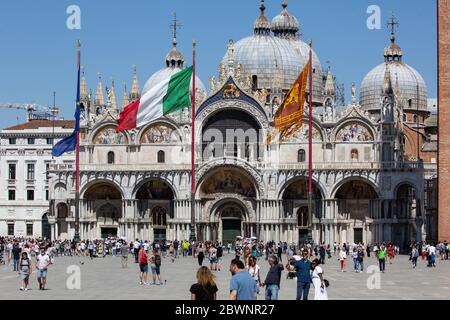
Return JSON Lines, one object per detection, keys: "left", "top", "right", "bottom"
{"left": 52, "top": 46, "right": 81, "bottom": 158}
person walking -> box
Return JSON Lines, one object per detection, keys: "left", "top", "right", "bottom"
{"left": 190, "top": 266, "right": 218, "bottom": 300}
{"left": 209, "top": 245, "right": 218, "bottom": 271}
{"left": 319, "top": 244, "right": 326, "bottom": 265}
{"left": 150, "top": 252, "right": 164, "bottom": 285}
{"left": 411, "top": 244, "right": 419, "bottom": 268}
{"left": 377, "top": 244, "right": 387, "bottom": 273}
{"left": 12, "top": 242, "right": 21, "bottom": 272}
{"left": 286, "top": 249, "right": 312, "bottom": 300}
{"left": 338, "top": 247, "right": 347, "bottom": 272}
{"left": 387, "top": 244, "right": 395, "bottom": 264}
{"left": 229, "top": 259, "right": 258, "bottom": 300}
{"left": 133, "top": 239, "right": 140, "bottom": 264}
{"left": 366, "top": 244, "right": 371, "bottom": 258}
{"left": 138, "top": 245, "right": 149, "bottom": 285}
{"left": 246, "top": 256, "right": 261, "bottom": 297}
{"left": 261, "top": 255, "right": 284, "bottom": 300}
{"left": 310, "top": 259, "right": 328, "bottom": 300}
{"left": 357, "top": 246, "right": 365, "bottom": 272}
{"left": 197, "top": 243, "right": 205, "bottom": 266}
{"left": 18, "top": 252, "right": 32, "bottom": 291}
{"left": 120, "top": 242, "right": 129, "bottom": 268}
{"left": 36, "top": 248, "right": 50, "bottom": 290}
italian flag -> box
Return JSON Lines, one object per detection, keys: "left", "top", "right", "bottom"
{"left": 116, "top": 66, "right": 193, "bottom": 132}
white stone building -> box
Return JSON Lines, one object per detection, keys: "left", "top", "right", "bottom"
{"left": 0, "top": 119, "right": 74, "bottom": 238}
{"left": 46, "top": 1, "right": 437, "bottom": 250}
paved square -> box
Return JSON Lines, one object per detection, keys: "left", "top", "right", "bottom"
{"left": 1, "top": 252, "right": 449, "bottom": 300}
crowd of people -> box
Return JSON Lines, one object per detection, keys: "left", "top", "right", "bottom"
{"left": 1, "top": 236, "right": 448, "bottom": 300}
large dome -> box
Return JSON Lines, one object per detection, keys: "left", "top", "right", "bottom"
{"left": 222, "top": 35, "right": 304, "bottom": 90}
{"left": 360, "top": 33, "right": 428, "bottom": 111}
{"left": 221, "top": 0, "right": 323, "bottom": 102}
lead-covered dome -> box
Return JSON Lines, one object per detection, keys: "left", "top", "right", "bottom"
{"left": 360, "top": 32, "right": 427, "bottom": 111}
{"left": 271, "top": 0, "right": 300, "bottom": 40}
{"left": 221, "top": 0, "right": 323, "bottom": 102}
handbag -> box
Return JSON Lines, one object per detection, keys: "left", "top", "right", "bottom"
{"left": 323, "top": 279, "right": 330, "bottom": 288}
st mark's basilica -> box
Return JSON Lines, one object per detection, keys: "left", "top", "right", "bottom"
{"left": 47, "top": 1, "right": 437, "bottom": 250}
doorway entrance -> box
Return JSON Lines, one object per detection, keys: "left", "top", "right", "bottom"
{"left": 101, "top": 227, "right": 118, "bottom": 239}
{"left": 299, "top": 229, "right": 312, "bottom": 244}
{"left": 154, "top": 229, "right": 166, "bottom": 242}
{"left": 221, "top": 204, "right": 243, "bottom": 245}
{"left": 42, "top": 213, "right": 51, "bottom": 240}
{"left": 354, "top": 228, "right": 363, "bottom": 244}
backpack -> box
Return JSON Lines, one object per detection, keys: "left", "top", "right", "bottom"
{"left": 139, "top": 250, "right": 148, "bottom": 265}
{"left": 155, "top": 255, "right": 161, "bottom": 267}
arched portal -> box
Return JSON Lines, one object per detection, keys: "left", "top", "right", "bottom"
{"left": 394, "top": 183, "right": 418, "bottom": 250}
{"left": 41, "top": 212, "right": 51, "bottom": 240}
{"left": 56, "top": 203, "right": 69, "bottom": 240}
{"left": 135, "top": 179, "right": 175, "bottom": 242}
{"left": 83, "top": 182, "right": 122, "bottom": 239}
{"left": 220, "top": 203, "right": 245, "bottom": 246}
{"left": 334, "top": 179, "right": 378, "bottom": 244}
{"left": 281, "top": 179, "right": 323, "bottom": 245}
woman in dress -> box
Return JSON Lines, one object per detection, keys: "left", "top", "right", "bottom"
{"left": 197, "top": 243, "right": 205, "bottom": 266}
{"left": 18, "top": 252, "right": 32, "bottom": 291}
{"left": 190, "top": 266, "right": 218, "bottom": 300}
{"left": 246, "top": 256, "right": 261, "bottom": 296}
{"left": 387, "top": 244, "right": 395, "bottom": 264}
{"left": 311, "top": 259, "right": 328, "bottom": 300}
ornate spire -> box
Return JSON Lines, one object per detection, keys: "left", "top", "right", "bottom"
{"left": 80, "top": 66, "right": 88, "bottom": 101}
{"left": 383, "top": 64, "right": 394, "bottom": 95}
{"left": 129, "top": 65, "right": 140, "bottom": 101}
{"left": 324, "top": 64, "right": 335, "bottom": 96}
{"left": 254, "top": 0, "right": 271, "bottom": 35}
{"left": 108, "top": 80, "right": 118, "bottom": 111}
{"left": 95, "top": 72, "right": 105, "bottom": 106}
{"left": 166, "top": 12, "right": 185, "bottom": 68}
{"left": 121, "top": 81, "right": 129, "bottom": 109}
{"left": 384, "top": 13, "right": 403, "bottom": 62}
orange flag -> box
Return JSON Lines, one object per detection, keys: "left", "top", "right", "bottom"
{"left": 266, "top": 61, "right": 310, "bottom": 143}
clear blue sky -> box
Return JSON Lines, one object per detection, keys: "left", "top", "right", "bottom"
{"left": 0, "top": 0, "right": 437, "bottom": 128}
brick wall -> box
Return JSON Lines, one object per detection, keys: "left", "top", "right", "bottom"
{"left": 439, "top": 0, "right": 450, "bottom": 241}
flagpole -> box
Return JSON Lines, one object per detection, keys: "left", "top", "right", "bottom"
{"left": 74, "top": 40, "right": 81, "bottom": 242}
{"left": 308, "top": 40, "right": 313, "bottom": 245}
{"left": 190, "top": 40, "right": 197, "bottom": 242}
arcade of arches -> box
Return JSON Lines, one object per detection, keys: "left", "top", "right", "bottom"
{"left": 50, "top": 176, "right": 421, "bottom": 250}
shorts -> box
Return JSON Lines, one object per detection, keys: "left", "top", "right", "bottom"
{"left": 37, "top": 269, "right": 47, "bottom": 278}
{"left": 139, "top": 264, "right": 148, "bottom": 273}
{"left": 151, "top": 266, "right": 161, "bottom": 275}
{"left": 210, "top": 257, "right": 218, "bottom": 264}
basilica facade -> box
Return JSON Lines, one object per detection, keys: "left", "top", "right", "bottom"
{"left": 48, "top": 1, "right": 437, "bottom": 250}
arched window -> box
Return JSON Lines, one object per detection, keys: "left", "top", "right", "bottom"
{"left": 298, "top": 149, "right": 306, "bottom": 163}
{"left": 408, "top": 99, "right": 413, "bottom": 107}
{"left": 152, "top": 207, "right": 167, "bottom": 226}
{"left": 252, "top": 75, "right": 258, "bottom": 91}
{"left": 107, "top": 151, "right": 115, "bottom": 164}
{"left": 351, "top": 149, "right": 359, "bottom": 161}
{"left": 157, "top": 150, "right": 165, "bottom": 163}
{"left": 413, "top": 114, "right": 417, "bottom": 123}
{"left": 297, "top": 207, "right": 308, "bottom": 227}
{"left": 403, "top": 114, "right": 407, "bottom": 122}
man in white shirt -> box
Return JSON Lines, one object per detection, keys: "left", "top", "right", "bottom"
{"left": 36, "top": 248, "right": 50, "bottom": 290}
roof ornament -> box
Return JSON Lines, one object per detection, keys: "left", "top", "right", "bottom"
{"left": 166, "top": 12, "right": 185, "bottom": 68}
{"left": 254, "top": 0, "right": 271, "bottom": 35}
{"left": 384, "top": 13, "right": 403, "bottom": 62}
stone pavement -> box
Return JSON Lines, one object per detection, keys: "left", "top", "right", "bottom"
{"left": 0, "top": 252, "right": 449, "bottom": 300}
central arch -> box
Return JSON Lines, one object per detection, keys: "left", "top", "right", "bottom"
{"left": 333, "top": 179, "right": 378, "bottom": 244}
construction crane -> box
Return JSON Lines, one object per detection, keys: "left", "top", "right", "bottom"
{"left": 0, "top": 103, "right": 59, "bottom": 122}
